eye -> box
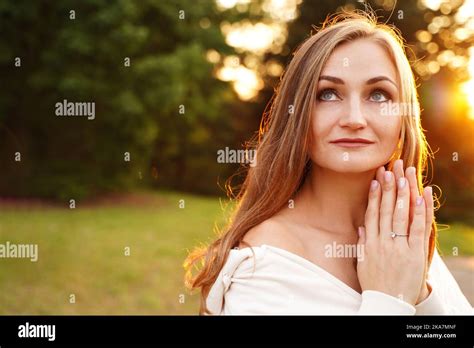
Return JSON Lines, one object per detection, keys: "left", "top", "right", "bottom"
{"left": 318, "top": 89, "right": 340, "bottom": 101}
{"left": 369, "top": 90, "right": 391, "bottom": 102}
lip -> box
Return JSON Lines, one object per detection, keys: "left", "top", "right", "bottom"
{"left": 330, "top": 138, "right": 374, "bottom": 148}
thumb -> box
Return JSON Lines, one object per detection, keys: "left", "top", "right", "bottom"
{"left": 357, "top": 226, "right": 366, "bottom": 263}
{"left": 357, "top": 226, "right": 366, "bottom": 245}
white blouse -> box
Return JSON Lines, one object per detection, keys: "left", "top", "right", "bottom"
{"left": 206, "top": 244, "right": 473, "bottom": 315}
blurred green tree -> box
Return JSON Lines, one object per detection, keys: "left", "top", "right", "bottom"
{"left": 0, "top": 0, "right": 239, "bottom": 199}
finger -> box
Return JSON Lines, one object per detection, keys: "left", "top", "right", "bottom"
{"left": 357, "top": 226, "right": 366, "bottom": 263}
{"left": 380, "top": 171, "right": 396, "bottom": 241}
{"left": 376, "top": 165, "right": 385, "bottom": 185}
{"left": 357, "top": 226, "right": 366, "bottom": 244}
{"left": 365, "top": 180, "right": 381, "bottom": 241}
{"left": 405, "top": 166, "right": 418, "bottom": 223}
{"left": 423, "top": 186, "right": 434, "bottom": 257}
{"left": 393, "top": 159, "right": 404, "bottom": 183}
{"left": 392, "top": 159, "right": 406, "bottom": 240}
{"left": 392, "top": 177, "right": 410, "bottom": 247}
{"left": 409, "top": 195, "right": 426, "bottom": 249}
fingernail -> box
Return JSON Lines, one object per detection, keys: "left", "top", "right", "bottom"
{"left": 384, "top": 171, "right": 392, "bottom": 182}
{"left": 370, "top": 180, "right": 379, "bottom": 191}
{"left": 416, "top": 196, "right": 424, "bottom": 206}
{"left": 398, "top": 177, "right": 406, "bottom": 189}
{"left": 358, "top": 226, "right": 364, "bottom": 237}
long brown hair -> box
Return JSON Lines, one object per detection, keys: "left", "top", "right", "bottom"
{"left": 184, "top": 10, "right": 437, "bottom": 314}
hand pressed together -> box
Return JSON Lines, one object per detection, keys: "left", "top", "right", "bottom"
{"left": 357, "top": 159, "right": 434, "bottom": 306}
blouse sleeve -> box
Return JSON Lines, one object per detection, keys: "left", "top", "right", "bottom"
{"left": 206, "top": 246, "right": 339, "bottom": 315}
{"left": 415, "top": 250, "right": 473, "bottom": 315}
{"left": 206, "top": 247, "right": 275, "bottom": 315}
{"left": 357, "top": 290, "right": 416, "bottom": 315}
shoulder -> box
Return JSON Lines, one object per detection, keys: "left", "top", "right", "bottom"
{"left": 240, "top": 217, "right": 306, "bottom": 257}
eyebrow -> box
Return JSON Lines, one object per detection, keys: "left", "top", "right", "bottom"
{"left": 319, "top": 75, "right": 398, "bottom": 88}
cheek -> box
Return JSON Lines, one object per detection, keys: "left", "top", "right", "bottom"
{"left": 373, "top": 117, "right": 402, "bottom": 161}
{"left": 377, "top": 117, "right": 401, "bottom": 146}
{"left": 309, "top": 108, "right": 341, "bottom": 166}
{"left": 310, "top": 106, "right": 334, "bottom": 144}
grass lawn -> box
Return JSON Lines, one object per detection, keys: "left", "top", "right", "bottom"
{"left": 436, "top": 223, "right": 474, "bottom": 256}
{"left": 0, "top": 190, "right": 472, "bottom": 314}
{"left": 0, "top": 191, "right": 226, "bottom": 314}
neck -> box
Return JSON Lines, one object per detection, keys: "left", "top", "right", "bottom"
{"left": 295, "top": 165, "right": 376, "bottom": 235}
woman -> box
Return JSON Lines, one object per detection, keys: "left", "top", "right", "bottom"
{"left": 184, "top": 10, "right": 473, "bottom": 315}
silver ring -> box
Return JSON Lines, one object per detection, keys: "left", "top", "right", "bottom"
{"left": 390, "top": 232, "right": 409, "bottom": 239}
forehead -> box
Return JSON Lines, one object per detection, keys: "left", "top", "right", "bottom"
{"left": 320, "top": 38, "right": 398, "bottom": 82}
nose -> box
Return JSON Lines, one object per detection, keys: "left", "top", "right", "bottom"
{"left": 339, "top": 95, "right": 367, "bottom": 129}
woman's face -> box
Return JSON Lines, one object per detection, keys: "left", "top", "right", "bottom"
{"left": 310, "top": 38, "right": 402, "bottom": 173}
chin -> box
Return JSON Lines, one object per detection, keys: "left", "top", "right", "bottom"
{"left": 315, "top": 157, "right": 381, "bottom": 174}
{"left": 333, "top": 164, "right": 377, "bottom": 174}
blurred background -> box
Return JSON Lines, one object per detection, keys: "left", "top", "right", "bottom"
{"left": 0, "top": 0, "right": 472, "bottom": 314}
